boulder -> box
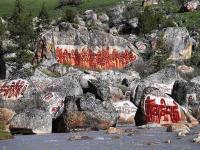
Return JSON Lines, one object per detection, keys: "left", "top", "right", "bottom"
{"left": 113, "top": 101, "right": 137, "bottom": 124}
{"left": 135, "top": 41, "right": 148, "bottom": 53}
{"left": 177, "top": 65, "right": 194, "bottom": 74}
{"left": 97, "top": 70, "right": 140, "bottom": 86}
{"left": 98, "top": 13, "right": 109, "bottom": 23}
{"left": 183, "top": 0, "right": 200, "bottom": 12}
{"left": 193, "top": 133, "right": 200, "bottom": 143}
{"left": 48, "top": 63, "right": 68, "bottom": 76}
{"left": 108, "top": 4, "right": 125, "bottom": 26}
{"left": 107, "top": 127, "right": 124, "bottom": 134}
{"left": 167, "top": 124, "right": 190, "bottom": 135}
{"left": 109, "top": 86, "right": 124, "bottom": 102}
{"left": 84, "top": 79, "right": 110, "bottom": 101}
{"left": 191, "top": 76, "right": 200, "bottom": 84}
{"left": 10, "top": 108, "right": 52, "bottom": 134}
{"left": 163, "top": 27, "right": 192, "bottom": 60}
{"left": 42, "top": 92, "right": 65, "bottom": 119}
{"left": 0, "top": 108, "right": 15, "bottom": 131}
{"left": 33, "top": 22, "right": 139, "bottom": 70}
{"left": 171, "top": 80, "right": 200, "bottom": 120}
{"left": 128, "top": 17, "right": 139, "bottom": 29}
{"left": 131, "top": 65, "right": 180, "bottom": 106}
{"left": 134, "top": 87, "right": 182, "bottom": 126}
{"left": 63, "top": 93, "right": 118, "bottom": 131}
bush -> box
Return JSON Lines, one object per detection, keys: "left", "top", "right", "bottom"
{"left": 139, "top": 6, "right": 157, "bottom": 34}
{"left": 139, "top": 6, "right": 175, "bottom": 34}
{"left": 62, "top": 7, "right": 78, "bottom": 22}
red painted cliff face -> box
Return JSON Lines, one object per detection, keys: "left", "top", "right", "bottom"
{"left": 144, "top": 96, "right": 181, "bottom": 124}
{"left": 55, "top": 46, "right": 137, "bottom": 70}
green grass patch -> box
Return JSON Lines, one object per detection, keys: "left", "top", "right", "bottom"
{"left": 0, "top": 0, "right": 123, "bottom": 18}
{"left": 0, "top": 130, "right": 13, "bottom": 140}
{"left": 0, "top": 122, "right": 13, "bottom": 140}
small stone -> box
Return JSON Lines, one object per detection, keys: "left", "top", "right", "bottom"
{"left": 68, "top": 135, "right": 93, "bottom": 141}
{"left": 107, "top": 127, "right": 124, "bottom": 134}
{"left": 165, "top": 140, "right": 171, "bottom": 144}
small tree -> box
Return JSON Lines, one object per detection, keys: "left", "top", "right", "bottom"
{"left": 139, "top": 7, "right": 157, "bottom": 34}
{"left": 62, "top": 7, "right": 78, "bottom": 22}
{"left": 8, "top": 0, "right": 36, "bottom": 66}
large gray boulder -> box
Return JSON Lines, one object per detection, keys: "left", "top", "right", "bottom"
{"left": 172, "top": 80, "right": 200, "bottom": 120}
{"left": 10, "top": 108, "right": 52, "bottom": 134}
{"left": 163, "top": 27, "right": 192, "bottom": 60}
{"left": 63, "top": 93, "right": 118, "bottom": 131}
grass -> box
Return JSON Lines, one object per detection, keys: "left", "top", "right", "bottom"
{"left": 0, "top": 122, "right": 13, "bottom": 140}
{"left": 0, "top": 0, "right": 123, "bottom": 18}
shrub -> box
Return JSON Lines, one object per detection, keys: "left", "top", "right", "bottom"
{"left": 62, "top": 7, "right": 78, "bottom": 22}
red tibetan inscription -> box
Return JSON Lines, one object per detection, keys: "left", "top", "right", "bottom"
{"left": 0, "top": 80, "right": 28, "bottom": 100}
{"left": 145, "top": 96, "right": 181, "bottom": 124}
{"left": 56, "top": 47, "right": 137, "bottom": 69}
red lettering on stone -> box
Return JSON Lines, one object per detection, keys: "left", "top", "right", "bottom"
{"left": 0, "top": 80, "right": 28, "bottom": 100}
{"left": 145, "top": 96, "right": 181, "bottom": 124}
{"left": 55, "top": 47, "right": 137, "bottom": 70}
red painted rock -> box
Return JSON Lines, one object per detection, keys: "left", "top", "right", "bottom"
{"left": 32, "top": 23, "right": 139, "bottom": 70}
{"left": 0, "top": 79, "right": 29, "bottom": 101}
{"left": 135, "top": 87, "right": 182, "bottom": 126}
{"left": 42, "top": 92, "right": 64, "bottom": 119}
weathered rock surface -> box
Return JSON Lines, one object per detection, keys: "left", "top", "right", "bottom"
{"left": 32, "top": 22, "right": 139, "bottom": 70}
{"left": 10, "top": 108, "right": 52, "bottom": 134}
{"left": 163, "top": 27, "right": 192, "bottom": 60}
{"left": 131, "top": 65, "right": 180, "bottom": 106}
{"left": 108, "top": 4, "right": 125, "bottom": 26}
{"left": 113, "top": 101, "right": 137, "bottom": 124}
{"left": 172, "top": 80, "right": 200, "bottom": 120}
{"left": 64, "top": 93, "right": 118, "bottom": 131}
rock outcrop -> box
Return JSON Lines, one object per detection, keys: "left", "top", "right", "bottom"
{"left": 32, "top": 23, "right": 139, "bottom": 70}
{"left": 63, "top": 93, "right": 118, "bottom": 131}
{"left": 163, "top": 27, "right": 192, "bottom": 60}
{"left": 10, "top": 108, "right": 52, "bottom": 134}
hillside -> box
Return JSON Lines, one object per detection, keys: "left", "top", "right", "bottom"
{"left": 0, "top": 0, "right": 122, "bottom": 17}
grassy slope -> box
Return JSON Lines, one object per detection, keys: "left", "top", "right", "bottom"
{"left": 0, "top": 0, "right": 122, "bottom": 17}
